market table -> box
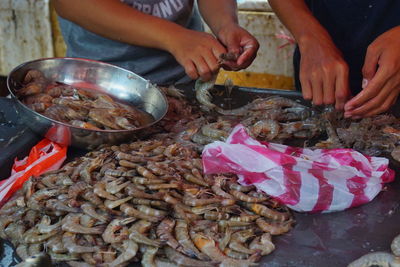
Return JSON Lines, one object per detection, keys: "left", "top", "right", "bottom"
{"left": 1, "top": 87, "right": 400, "bottom": 266}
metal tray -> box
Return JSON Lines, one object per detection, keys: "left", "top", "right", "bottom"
{"left": 2, "top": 85, "right": 400, "bottom": 266}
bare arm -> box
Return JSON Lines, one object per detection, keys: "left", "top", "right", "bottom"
{"left": 53, "top": 0, "right": 226, "bottom": 81}
{"left": 269, "top": 0, "right": 350, "bottom": 109}
{"left": 54, "top": 0, "right": 182, "bottom": 51}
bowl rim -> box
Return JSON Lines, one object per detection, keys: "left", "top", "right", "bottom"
{"left": 7, "top": 57, "right": 169, "bottom": 133}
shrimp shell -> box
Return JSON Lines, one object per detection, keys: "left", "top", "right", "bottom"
{"left": 141, "top": 245, "right": 158, "bottom": 267}
{"left": 348, "top": 252, "right": 400, "bottom": 267}
{"left": 164, "top": 246, "right": 214, "bottom": 267}
{"left": 230, "top": 190, "right": 267, "bottom": 203}
{"left": 175, "top": 220, "right": 209, "bottom": 261}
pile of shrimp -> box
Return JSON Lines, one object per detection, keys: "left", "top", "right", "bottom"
{"left": 348, "top": 233, "right": 400, "bottom": 267}
{"left": 17, "top": 69, "right": 154, "bottom": 130}
{"left": 314, "top": 112, "right": 400, "bottom": 160}
{"left": 195, "top": 85, "right": 400, "bottom": 161}
{"left": 0, "top": 139, "right": 294, "bottom": 267}
{"left": 189, "top": 95, "right": 324, "bottom": 147}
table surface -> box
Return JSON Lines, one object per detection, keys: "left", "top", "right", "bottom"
{"left": 1, "top": 86, "right": 400, "bottom": 266}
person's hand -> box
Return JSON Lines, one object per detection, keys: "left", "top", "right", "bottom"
{"left": 217, "top": 23, "right": 259, "bottom": 70}
{"left": 297, "top": 35, "right": 350, "bottom": 109}
{"left": 344, "top": 26, "right": 400, "bottom": 118}
{"left": 167, "top": 29, "right": 226, "bottom": 81}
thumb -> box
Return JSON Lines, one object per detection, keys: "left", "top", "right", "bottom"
{"left": 224, "top": 35, "right": 241, "bottom": 58}
{"left": 362, "top": 45, "right": 380, "bottom": 81}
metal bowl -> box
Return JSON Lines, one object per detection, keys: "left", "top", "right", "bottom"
{"left": 7, "top": 57, "right": 168, "bottom": 149}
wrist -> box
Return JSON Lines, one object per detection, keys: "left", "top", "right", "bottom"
{"left": 216, "top": 22, "right": 239, "bottom": 40}
{"left": 161, "top": 26, "right": 190, "bottom": 54}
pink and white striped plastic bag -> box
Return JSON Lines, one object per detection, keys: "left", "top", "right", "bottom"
{"left": 202, "top": 125, "right": 395, "bottom": 213}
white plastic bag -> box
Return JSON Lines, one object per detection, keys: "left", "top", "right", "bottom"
{"left": 202, "top": 125, "right": 394, "bottom": 213}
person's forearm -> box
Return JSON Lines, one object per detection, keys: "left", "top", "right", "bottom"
{"left": 269, "top": 0, "right": 333, "bottom": 47}
{"left": 54, "top": 0, "right": 187, "bottom": 52}
{"left": 197, "top": 0, "right": 238, "bottom": 37}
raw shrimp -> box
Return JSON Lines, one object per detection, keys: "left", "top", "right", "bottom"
{"left": 129, "top": 229, "right": 161, "bottom": 247}
{"left": 27, "top": 188, "right": 64, "bottom": 210}
{"left": 230, "top": 214, "right": 260, "bottom": 223}
{"left": 108, "top": 240, "right": 138, "bottom": 266}
{"left": 102, "top": 217, "right": 135, "bottom": 244}
{"left": 201, "top": 121, "right": 230, "bottom": 141}
{"left": 136, "top": 166, "right": 158, "bottom": 179}
{"left": 89, "top": 108, "right": 122, "bottom": 129}
{"left": 23, "top": 227, "right": 58, "bottom": 244}
{"left": 245, "top": 203, "right": 291, "bottom": 222}
{"left": 230, "top": 190, "right": 267, "bottom": 203}
{"left": 4, "top": 222, "right": 26, "bottom": 246}
{"left": 195, "top": 77, "right": 218, "bottom": 111}
{"left": 16, "top": 244, "right": 29, "bottom": 260}
{"left": 94, "top": 182, "right": 118, "bottom": 200}
{"left": 219, "top": 227, "right": 233, "bottom": 251}
{"left": 62, "top": 232, "right": 100, "bottom": 253}
{"left": 132, "top": 177, "right": 164, "bottom": 185}
{"left": 23, "top": 69, "right": 46, "bottom": 84}
{"left": 131, "top": 198, "right": 168, "bottom": 209}
{"left": 141, "top": 246, "right": 158, "bottom": 267}
{"left": 45, "top": 199, "right": 80, "bottom": 213}
{"left": 49, "top": 251, "right": 80, "bottom": 262}
{"left": 81, "top": 203, "right": 111, "bottom": 223}
{"left": 251, "top": 119, "right": 281, "bottom": 140}
{"left": 228, "top": 182, "right": 256, "bottom": 193}
{"left": 212, "top": 176, "right": 234, "bottom": 199}
{"left": 61, "top": 214, "right": 105, "bottom": 235}
{"left": 129, "top": 219, "right": 152, "bottom": 234}
{"left": 229, "top": 229, "right": 257, "bottom": 254}
{"left": 184, "top": 173, "right": 209, "bottom": 187}
{"left": 104, "top": 196, "right": 133, "bottom": 209}
{"left": 157, "top": 218, "right": 194, "bottom": 257}
{"left": 223, "top": 248, "right": 249, "bottom": 260}
{"left": 348, "top": 252, "right": 400, "bottom": 267}
{"left": 249, "top": 233, "right": 275, "bottom": 256}
{"left": 256, "top": 218, "right": 293, "bottom": 235}
{"left": 175, "top": 220, "right": 209, "bottom": 261}
{"left": 120, "top": 203, "right": 162, "bottom": 222}
{"left": 37, "top": 215, "right": 62, "bottom": 234}
{"left": 392, "top": 234, "right": 400, "bottom": 256}
{"left": 204, "top": 211, "right": 231, "bottom": 221}
{"left": 183, "top": 196, "right": 233, "bottom": 207}
{"left": 391, "top": 146, "right": 400, "bottom": 163}
{"left": 137, "top": 205, "right": 167, "bottom": 217}
{"left": 45, "top": 234, "right": 67, "bottom": 253}
{"left": 192, "top": 233, "right": 258, "bottom": 266}
{"left": 124, "top": 185, "right": 163, "bottom": 200}
{"left": 164, "top": 246, "right": 215, "bottom": 267}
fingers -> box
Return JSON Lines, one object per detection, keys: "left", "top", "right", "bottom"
{"left": 344, "top": 77, "right": 398, "bottom": 117}
{"left": 300, "top": 70, "right": 312, "bottom": 101}
{"left": 322, "top": 71, "right": 335, "bottom": 105}
{"left": 184, "top": 60, "right": 198, "bottom": 80}
{"left": 334, "top": 64, "right": 350, "bottom": 110}
{"left": 363, "top": 90, "right": 398, "bottom": 117}
{"left": 344, "top": 64, "right": 391, "bottom": 112}
{"left": 188, "top": 50, "right": 222, "bottom": 81}
{"left": 310, "top": 75, "right": 323, "bottom": 106}
{"left": 362, "top": 44, "right": 380, "bottom": 80}
{"left": 237, "top": 43, "right": 259, "bottom": 68}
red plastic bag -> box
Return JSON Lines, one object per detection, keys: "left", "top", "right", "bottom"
{"left": 202, "top": 125, "right": 395, "bottom": 213}
{"left": 0, "top": 139, "right": 67, "bottom": 206}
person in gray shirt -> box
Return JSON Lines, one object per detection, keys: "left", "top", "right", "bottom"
{"left": 55, "top": 0, "right": 259, "bottom": 86}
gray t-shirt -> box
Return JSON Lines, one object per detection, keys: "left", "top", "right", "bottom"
{"left": 59, "top": 0, "right": 203, "bottom": 85}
